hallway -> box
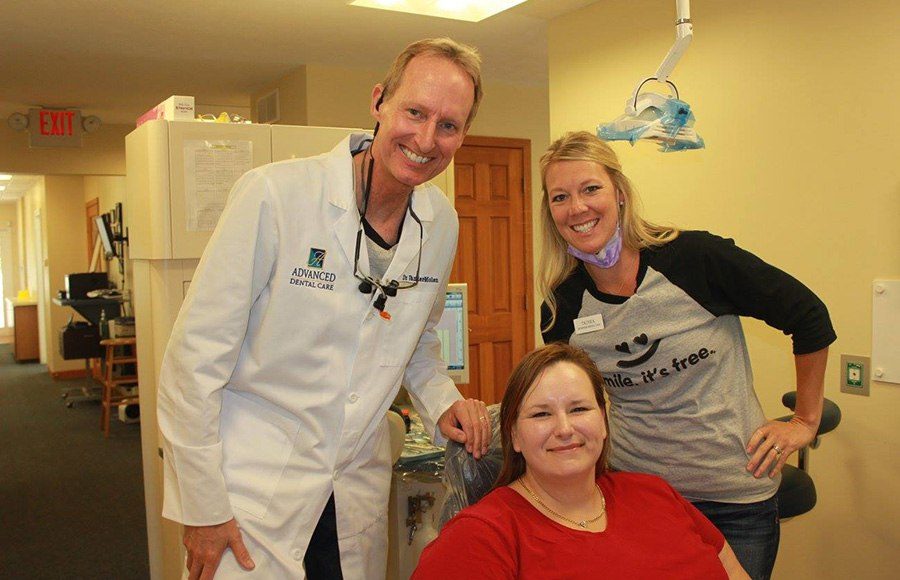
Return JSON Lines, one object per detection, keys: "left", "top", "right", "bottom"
{"left": 0, "top": 344, "right": 150, "bottom": 579}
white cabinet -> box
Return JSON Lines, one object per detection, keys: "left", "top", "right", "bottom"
{"left": 126, "top": 120, "right": 274, "bottom": 260}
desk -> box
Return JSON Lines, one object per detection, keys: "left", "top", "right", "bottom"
{"left": 5, "top": 298, "right": 40, "bottom": 362}
{"left": 52, "top": 296, "right": 121, "bottom": 406}
{"left": 52, "top": 296, "right": 122, "bottom": 326}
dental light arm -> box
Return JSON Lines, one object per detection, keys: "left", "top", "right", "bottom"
{"left": 599, "top": 0, "right": 704, "bottom": 152}
{"left": 627, "top": 0, "right": 693, "bottom": 114}
{"left": 655, "top": 0, "right": 692, "bottom": 84}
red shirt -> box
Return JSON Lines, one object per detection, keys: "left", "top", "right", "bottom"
{"left": 413, "top": 472, "right": 726, "bottom": 580}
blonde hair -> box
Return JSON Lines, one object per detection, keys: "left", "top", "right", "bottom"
{"left": 380, "top": 37, "right": 483, "bottom": 128}
{"left": 538, "top": 131, "right": 680, "bottom": 331}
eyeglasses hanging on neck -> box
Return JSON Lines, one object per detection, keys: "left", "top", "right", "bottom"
{"left": 352, "top": 149, "right": 423, "bottom": 320}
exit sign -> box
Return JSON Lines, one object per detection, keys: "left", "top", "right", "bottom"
{"left": 28, "top": 108, "right": 83, "bottom": 148}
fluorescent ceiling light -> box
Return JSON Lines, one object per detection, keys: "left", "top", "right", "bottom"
{"left": 348, "top": 0, "right": 527, "bottom": 22}
{"left": 0, "top": 174, "right": 12, "bottom": 180}
{"left": 0, "top": 185, "right": 6, "bottom": 191}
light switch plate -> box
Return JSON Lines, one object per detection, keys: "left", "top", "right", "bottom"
{"left": 840, "top": 354, "right": 870, "bottom": 396}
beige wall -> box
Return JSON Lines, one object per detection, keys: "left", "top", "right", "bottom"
{"left": 84, "top": 175, "right": 126, "bottom": 215}
{"left": 84, "top": 176, "right": 128, "bottom": 293}
{"left": 250, "top": 66, "right": 309, "bottom": 126}
{"left": 0, "top": 202, "right": 20, "bottom": 332}
{"left": 43, "top": 175, "right": 89, "bottom": 373}
{"left": 0, "top": 124, "right": 131, "bottom": 175}
{"left": 0, "top": 202, "right": 20, "bottom": 288}
{"left": 549, "top": 0, "right": 899, "bottom": 578}
{"left": 21, "top": 179, "right": 47, "bottom": 362}
{"left": 305, "top": 63, "right": 383, "bottom": 128}
{"left": 20, "top": 181, "right": 44, "bottom": 299}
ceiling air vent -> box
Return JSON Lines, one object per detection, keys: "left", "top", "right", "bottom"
{"left": 256, "top": 89, "right": 280, "bottom": 124}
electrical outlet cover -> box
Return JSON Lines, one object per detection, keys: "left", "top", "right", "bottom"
{"left": 840, "top": 354, "right": 870, "bottom": 396}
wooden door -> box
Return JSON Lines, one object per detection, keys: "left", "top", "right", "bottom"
{"left": 86, "top": 198, "right": 100, "bottom": 268}
{"left": 451, "top": 136, "right": 534, "bottom": 404}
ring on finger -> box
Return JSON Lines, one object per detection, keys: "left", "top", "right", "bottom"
{"left": 479, "top": 415, "right": 487, "bottom": 423}
{"left": 772, "top": 444, "right": 783, "bottom": 457}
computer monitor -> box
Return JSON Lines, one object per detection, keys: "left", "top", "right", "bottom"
{"left": 435, "top": 283, "right": 470, "bottom": 385}
{"left": 93, "top": 214, "right": 117, "bottom": 258}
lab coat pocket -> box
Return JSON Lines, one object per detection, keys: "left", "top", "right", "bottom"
{"left": 378, "top": 289, "right": 438, "bottom": 367}
{"left": 220, "top": 389, "right": 301, "bottom": 519}
{"left": 337, "top": 515, "right": 388, "bottom": 579}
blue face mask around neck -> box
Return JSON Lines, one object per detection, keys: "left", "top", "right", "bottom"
{"left": 567, "top": 225, "right": 623, "bottom": 269}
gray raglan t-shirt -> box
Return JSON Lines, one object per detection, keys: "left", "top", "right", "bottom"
{"left": 542, "top": 231, "right": 836, "bottom": 503}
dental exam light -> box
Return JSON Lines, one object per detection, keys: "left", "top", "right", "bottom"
{"left": 598, "top": 0, "right": 704, "bottom": 152}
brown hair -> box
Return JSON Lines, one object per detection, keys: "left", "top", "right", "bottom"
{"left": 494, "top": 342, "right": 609, "bottom": 488}
{"left": 380, "top": 37, "right": 483, "bottom": 128}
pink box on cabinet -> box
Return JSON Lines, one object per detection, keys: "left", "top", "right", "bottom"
{"left": 136, "top": 96, "right": 195, "bottom": 127}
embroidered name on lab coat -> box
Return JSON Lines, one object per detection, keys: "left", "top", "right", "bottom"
{"left": 400, "top": 273, "right": 439, "bottom": 283}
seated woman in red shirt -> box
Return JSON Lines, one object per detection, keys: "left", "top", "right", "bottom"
{"left": 413, "top": 343, "right": 748, "bottom": 579}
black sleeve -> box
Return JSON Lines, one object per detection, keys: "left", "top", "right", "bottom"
{"left": 649, "top": 231, "right": 836, "bottom": 355}
{"left": 540, "top": 270, "right": 587, "bottom": 345}
{"left": 541, "top": 301, "right": 573, "bottom": 344}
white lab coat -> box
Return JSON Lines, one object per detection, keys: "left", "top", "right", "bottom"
{"left": 157, "top": 134, "right": 462, "bottom": 578}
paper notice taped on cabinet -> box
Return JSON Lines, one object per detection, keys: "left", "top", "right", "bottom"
{"left": 184, "top": 140, "right": 253, "bottom": 232}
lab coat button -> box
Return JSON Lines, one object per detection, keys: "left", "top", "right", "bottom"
{"left": 291, "top": 548, "right": 303, "bottom": 561}
{"left": 348, "top": 393, "right": 359, "bottom": 404}
{"left": 333, "top": 470, "right": 340, "bottom": 480}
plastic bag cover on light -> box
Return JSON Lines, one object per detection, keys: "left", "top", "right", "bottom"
{"left": 598, "top": 95, "right": 705, "bottom": 152}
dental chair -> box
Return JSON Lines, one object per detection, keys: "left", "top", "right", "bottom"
{"left": 437, "top": 393, "right": 842, "bottom": 527}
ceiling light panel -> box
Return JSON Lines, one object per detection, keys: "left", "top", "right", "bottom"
{"left": 349, "top": 0, "right": 527, "bottom": 23}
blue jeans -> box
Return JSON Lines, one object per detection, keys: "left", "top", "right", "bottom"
{"left": 692, "top": 495, "right": 780, "bottom": 580}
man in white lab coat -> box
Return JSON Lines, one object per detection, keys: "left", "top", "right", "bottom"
{"left": 157, "top": 38, "right": 490, "bottom": 579}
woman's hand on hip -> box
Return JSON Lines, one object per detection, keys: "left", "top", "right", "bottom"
{"left": 745, "top": 417, "right": 817, "bottom": 478}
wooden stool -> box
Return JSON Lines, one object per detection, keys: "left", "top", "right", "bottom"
{"left": 99, "top": 337, "right": 139, "bottom": 438}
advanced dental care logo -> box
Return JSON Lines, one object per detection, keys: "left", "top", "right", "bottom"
{"left": 308, "top": 248, "right": 326, "bottom": 269}
{"left": 290, "top": 247, "right": 337, "bottom": 291}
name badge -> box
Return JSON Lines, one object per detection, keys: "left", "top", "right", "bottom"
{"left": 573, "top": 313, "right": 604, "bottom": 334}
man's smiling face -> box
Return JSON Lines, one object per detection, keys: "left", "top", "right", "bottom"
{"left": 369, "top": 54, "right": 474, "bottom": 194}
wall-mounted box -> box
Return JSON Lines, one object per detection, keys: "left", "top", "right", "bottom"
{"left": 872, "top": 280, "right": 900, "bottom": 384}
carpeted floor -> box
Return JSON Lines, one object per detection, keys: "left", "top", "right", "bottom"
{"left": 0, "top": 344, "right": 150, "bottom": 579}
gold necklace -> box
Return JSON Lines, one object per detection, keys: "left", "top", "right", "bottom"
{"left": 518, "top": 479, "right": 606, "bottom": 529}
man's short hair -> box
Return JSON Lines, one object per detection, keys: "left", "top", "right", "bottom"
{"left": 380, "top": 37, "right": 483, "bottom": 128}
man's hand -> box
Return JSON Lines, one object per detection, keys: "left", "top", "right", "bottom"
{"left": 437, "top": 398, "right": 491, "bottom": 459}
{"left": 184, "top": 518, "right": 255, "bottom": 579}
